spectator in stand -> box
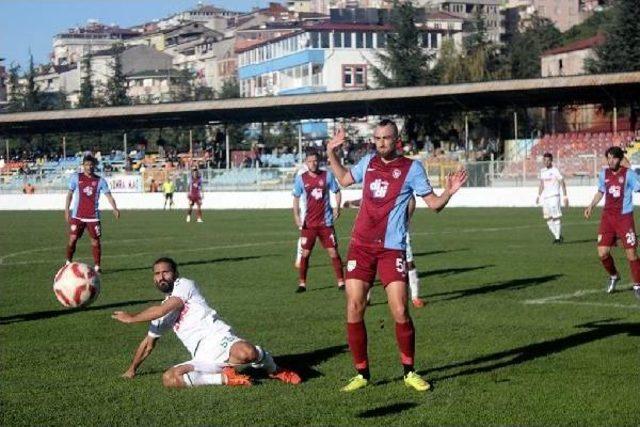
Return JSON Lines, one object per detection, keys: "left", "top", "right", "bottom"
{"left": 23, "top": 183, "right": 35, "bottom": 194}
{"left": 149, "top": 179, "right": 159, "bottom": 193}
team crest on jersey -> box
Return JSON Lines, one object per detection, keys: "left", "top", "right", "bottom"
{"left": 392, "top": 168, "right": 402, "bottom": 179}
{"left": 369, "top": 179, "right": 389, "bottom": 198}
{"left": 83, "top": 186, "right": 94, "bottom": 196}
{"left": 347, "top": 260, "right": 357, "bottom": 272}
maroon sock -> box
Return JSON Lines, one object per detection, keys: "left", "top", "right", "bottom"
{"left": 299, "top": 256, "right": 309, "bottom": 284}
{"left": 92, "top": 242, "right": 101, "bottom": 266}
{"left": 630, "top": 259, "right": 640, "bottom": 284}
{"left": 331, "top": 256, "right": 344, "bottom": 282}
{"left": 600, "top": 255, "right": 618, "bottom": 276}
{"left": 395, "top": 320, "right": 415, "bottom": 366}
{"left": 66, "top": 241, "right": 77, "bottom": 262}
{"left": 347, "top": 321, "right": 368, "bottom": 370}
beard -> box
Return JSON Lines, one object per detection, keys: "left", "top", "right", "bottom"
{"left": 156, "top": 280, "right": 174, "bottom": 294}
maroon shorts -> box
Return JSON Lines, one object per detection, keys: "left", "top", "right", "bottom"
{"left": 188, "top": 194, "right": 202, "bottom": 204}
{"left": 598, "top": 212, "right": 637, "bottom": 248}
{"left": 345, "top": 243, "right": 407, "bottom": 286}
{"left": 69, "top": 218, "right": 101, "bottom": 240}
{"left": 300, "top": 226, "right": 337, "bottom": 250}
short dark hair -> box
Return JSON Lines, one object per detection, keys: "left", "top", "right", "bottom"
{"left": 543, "top": 152, "right": 553, "bottom": 160}
{"left": 153, "top": 257, "right": 177, "bottom": 273}
{"left": 376, "top": 119, "right": 399, "bottom": 138}
{"left": 605, "top": 146, "right": 625, "bottom": 160}
{"left": 305, "top": 150, "right": 319, "bottom": 159}
{"left": 83, "top": 154, "right": 97, "bottom": 165}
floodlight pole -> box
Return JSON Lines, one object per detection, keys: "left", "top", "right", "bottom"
{"left": 189, "top": 129, "right": 193, "bottom": 158}
{"left": 225, "top": 124, "right": 230, "bottom": 170}
{"left": 5, "top": 139, "right": 9, "bottom": 161}
{"left": 123, "top": 132, "right": 127, "bottom": 159}
{"left": 514, "top": 111, "right": 524, "bottom": 185}
{"left": 62, "top": 136, "right": 66, "bottom": 163}
{"left": 613, "top": 102, "right": 618, "bottom": 134}
{"left": 464, "top": 113, "right": 469, "bottom": 160}
{"left": 298, "top": 122, "right": 303, "bottom": 165}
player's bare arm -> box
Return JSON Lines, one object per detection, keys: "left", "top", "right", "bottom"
{"left": 122, "top": 335, "right": 158, "bottom": 379}
{"left": 561, "top": 179, "right": 569, "bottom": 208}
{"left": 112, "top": 296, "right": 183, "bottom": 324}
{"left": 64, "top": 190, "right": 73, "bottom": 222}
{"left": 106, "top": 193, "right": 120, "bottom": 219}
{"left": 333, "top": 191, "right": 342, "bottom": 220}
{"left": 584, "top": 191, "right": 604, "bottom": 219}
{"left": 326, "top": 127, "right": 355, "bottom": 187}
{"left": 292, "top": 196, "right": 302, "bottom": 228}
{"left": 422, "top": 170, "right": 468, "bottom": 212}
{"left": 536, "top": 180, "right": 544, "bottom": 205}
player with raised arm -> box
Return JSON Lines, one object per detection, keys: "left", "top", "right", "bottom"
{"left": 292, "top": 151, "right": 345, "bottom": 292}
{"left": 536, "top": 153, "right": 568, "bottom": 243}
{"left": 113, "top": 257, "right": 301, "bottom": 387}
{"left": 64, "top": 154, "right": 120, "bottom": 273}
{"left": 186, "top": 168, "right": 203, "bottom": 223}
{"left": 326, "top": 120, "right": 467, "bottom": 392}
{"left": 584, "top": 146, "right": 640, "bottom": 298}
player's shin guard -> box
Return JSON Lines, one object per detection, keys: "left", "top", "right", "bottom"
{"left": 347, "top": 321, "right": 369, "bottom": 375}
{"left": 546, "top": 219, "right": 556, "bottom": 237}
{"left": 395, "top": 320, "right": 415, "bottom": 368}
{"left": 600, "top": 254, "right": 618, "bottom": 277}
{"left": 65, "top": 240, "right": 77, "bottom": 262}
{"left": 251, "top": 346, "right": 277, "bottom": 374}
{"left": 91, "top": 241, "right": 101, "bottom": 267}
{"left": 408, "top": 269, "right": 420, "bottom": 299}
{"left": 554, "top": 219, "right": 562, "bottom": 238}
{"left": 182, "top": 371, "right": 225, "bottom": 386}
{"left": 331, "top": 255, "right": 344, "bottom": 282}
{"left": 299, "top": 256, "right": 309, "bottom": 284}
{"left": 629, "top": 259, "right": 640, "bottom": 284}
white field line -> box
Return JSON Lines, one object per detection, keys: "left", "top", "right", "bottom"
{"left": 530, "top": 300, "right": 640, "bottom": 310}
{"left": 523, "top": 285, "right": 640, "bottom": 310}
{"left": 0, "top": 220, "right": 598, "bottom": 267}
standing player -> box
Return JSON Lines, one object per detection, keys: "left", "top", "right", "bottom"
{"left": 186, "top": 168, "right": 203, "bottom": 223}
{"left": 64, "top": 154, "right": 120, "bottom": 273}
{"left": 294, "top": 162, "right": 308, "bottom": 269}
{"left": 292, "top": 151, "right": 345, "bottom": 292}
{"left": 584, "top": 146, "right": 640, "bottom": 298}
{"left": 162, "top": 175, "right": 175, "bottom": 210}
{"left": 113, "top": 257, "right": 301, "bottom": 387}
{"left": 326, "top": 120, "right": 467, "bottom": 392}
{"left": 536, "top": 153, "right": 568, "bottom": 243}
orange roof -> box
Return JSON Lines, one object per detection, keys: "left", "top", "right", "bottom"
{"left": 542, "top": 33, "right": 605, "bottom": 57}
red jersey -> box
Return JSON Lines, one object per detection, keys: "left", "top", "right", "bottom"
{"left": 189, "top": 176, "right": 202, "bottom": 197}
{"left": 598, "top": 166, "right": 640, "bottom": 215}
{"left": 292, "top": 170, "right": 340, "bottom": 228}
{"left": 69, "top": 173, "right": 110, "bottom": 221}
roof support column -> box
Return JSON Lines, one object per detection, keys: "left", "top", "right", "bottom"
{"left": 225, "top": 124, "right": 230, "bottom": 170}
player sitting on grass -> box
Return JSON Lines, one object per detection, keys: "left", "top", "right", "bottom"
{"left": 112, "top": 257, "right": 301, "bottom": 387}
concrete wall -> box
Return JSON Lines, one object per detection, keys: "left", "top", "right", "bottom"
{"left": 0, "top": 186, "right": 626, "bottom": 210}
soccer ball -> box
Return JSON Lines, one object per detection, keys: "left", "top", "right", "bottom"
{"left": 53, "top": 262, "right": 101, "bottom": 308}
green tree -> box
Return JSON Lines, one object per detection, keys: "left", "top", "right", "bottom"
{"left": 105, "top": 45, "right": 130, "bottom": 106}
{"left": 23, "top": 53, "right": 42, "bottom": 111}
{"left": 169, "top": 69, "right": 194, "bottom": 102}
{"left": 218, "top": 78, "right": 240, "bottom": 99}
{"left": 7, "top": 63, "right": 24, "bottom": 113}
{"left": 508, "top": 14, "right": 561, "bottom": 79}
{"left": 78, "top": 53, "right": 96, "bottom": 108}
{"left": 588, "top": 0, "right": 640, "bottom": 73}
{"left": 372, "top": 0, "right": 435, "bottom": 88}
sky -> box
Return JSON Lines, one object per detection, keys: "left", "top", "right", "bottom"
{"left": 0, "top": 0, "right": 270, "bottom": 69}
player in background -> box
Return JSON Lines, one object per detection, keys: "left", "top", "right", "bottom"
{"left": 292, "top": 151, "right": 345, "bottom": 292}
{"left": 326, "top": 120, "right": 467, "bottom": 392}
{"left": 536, "top": 153, "right": 568, "bottom": 243}
{"left": 584, "top": 146, "right": 640, "bottom": 298}
{"left": 294, "top": 162, "right": 308, "bottom": 269}
{"left": 162, "top": 175, "right": 175, "bottom": 210}
{"left": 186, "top": 168, "right": 203, "bottom": 223}
{"left": 406, "top": 197, "right": 425, "bottom": 308}
{"left": 64, "top": 155, "right": 120, "bottom": 273}
{"left": 114, "top": 257, "right": 301, "bottom": 387}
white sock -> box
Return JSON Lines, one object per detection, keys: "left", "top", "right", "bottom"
{"left": 182, "top": 371, "right": 224, "bottom": 386}
{"left": 408, "top": 269, "right": 420, "bottom": 299}
{"left": 366, "top": 289, "right": 372, "bottom": 303}
{"left": 295, "top": 238, "right": 302, "bottom": 265}
{"left": 251, "top": 346, "right": 277, "bottom": 374}
{"left": 546, "top": 219, "right": 556, "bottom": 238}
{"left": 554, "top": 219, "right": 561, "bottom": 239}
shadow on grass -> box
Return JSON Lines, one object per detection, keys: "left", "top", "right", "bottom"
{"left": 425, "top": 274, "right": 563, "bottom": 302}
{"left": 412, "top": 248, "right": 469, "bottom": 258}
{"left": 103, "top": 255, "right": 274, "bottom": 274}
{"left": 271, "top": 344, "right": 348, "bottom": 381}
{"left": 358, "top": 402, "right": 419, "bottom": 418}
{"left": 418, "top": 264, "right": 493, "bottom": 279}
{"left": 421, "top": 319, "right": 639, "bottom": 382}
{"left": 0, "top": 299, "right": 162, "bottom": 325}
{"left": 559, "top": 238, "right": 594, "bottom": 245}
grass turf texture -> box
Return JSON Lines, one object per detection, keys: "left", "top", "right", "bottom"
{"left": 1, "top": 208, "right": 639, "bottom": 426}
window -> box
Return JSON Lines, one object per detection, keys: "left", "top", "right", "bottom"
{"left": 431, "top": 33, "right": 438, "bottom": 49}
{"left": 344, "top": 32, "right": 352, "bottom": 48}
{"left": 365, "top": 32, "right": 373, "bottom": 48}
{"left": 377, "top": 32, "right": 386, "bottom": 48}
{"left": 333, "top": 32, "right": 342, "bottom": 48}
{"left": 342, "top": 64, "right": 366, "bottom": 88}
{"left": 422, "top": 33, "right": 429, "bottom": 48}
{"left": 310, "top": 32, "right": 320, "bottom": 48}
{"left": 320, "top": 32, "right": 330, "bottom": 49}
{"left": 356, "top": 32, "right": 364, "bottom": 48}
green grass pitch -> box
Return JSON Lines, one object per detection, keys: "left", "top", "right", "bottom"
{"left": 1, "top": 208, "right": 639, "bottom": 426}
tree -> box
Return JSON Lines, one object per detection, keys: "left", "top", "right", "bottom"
{"left": 588, "top": 0, "right": 640, "bottom": 73}
{"left": 169, "top": 69, "right": 194, "bottom": 102}
{"left": 78, "top": 53, "right": 96, "bottom": 108}
{"left": 23, "top": 53, "right": 42, "bottom": 111}
{"left": 508, "top": 14, "right": 562, "bottom": 79}
{"left": 218, "top": 78, "right": 240, "bottom": 99}
{"left": 7, "top": 63, "right": 24, "bottom": 113}
{"left": 372, "top": 0, "right": 435, "bottom": 88}
{"left": 105, "top": 45, "right": 130, "bottom": 106}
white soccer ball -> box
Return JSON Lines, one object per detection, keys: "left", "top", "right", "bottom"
{"left": 53, "top": 262, "right": 101, "bottom": 308}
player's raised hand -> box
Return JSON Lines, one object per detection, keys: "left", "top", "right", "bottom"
{"left": 446, "top": 169, "right": 468, "bottom": 194}
{"left": 112, "top": 311, "right": 133, "bottom": 323}
{"left": 327, "top": 127, "right": 346, "bottom": 151}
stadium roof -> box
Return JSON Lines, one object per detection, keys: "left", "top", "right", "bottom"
{"left": 1, "top": 72, "right": 640, "bottom": 136}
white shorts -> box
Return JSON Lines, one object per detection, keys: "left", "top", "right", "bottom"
{"left": 405, "top": 234, "right": 414, "bottom": 263}
{"left": 179, "top": 329, "right": 243, "bottom": 369}
{"left": 542, "top": 196, "right": 562, "bottom": 219}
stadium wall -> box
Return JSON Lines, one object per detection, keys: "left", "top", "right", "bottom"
{"left": 0, "top": 187, "right": 629, "bottom": 210}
